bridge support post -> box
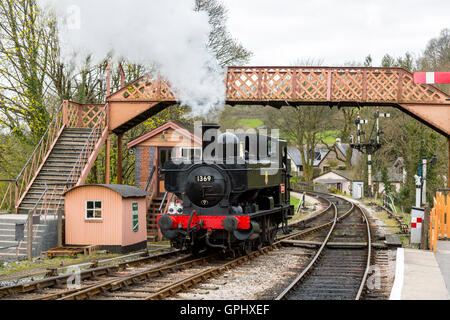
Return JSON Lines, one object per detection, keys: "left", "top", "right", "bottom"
{"left": 57, "top": 207, "right": 63, "bottom": 247}
{"left": 117, "top": 133, "right": 123, "bottom": 185}
{"left": 27, "top": 210, "right": 33, "bottom": 260}
{"left": 105, "top": 132, "right": 111, "bottom": 184}
{"left": 367, "top": 154, "right": 372, "bottom": 197}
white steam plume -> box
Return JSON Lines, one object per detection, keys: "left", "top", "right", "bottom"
{"left": 38, "top": 0, "right": 226, "bottom": 116}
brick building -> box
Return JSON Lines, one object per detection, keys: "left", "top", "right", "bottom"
{"left": 127, "top": 121, "right": 201, "bottom": 240}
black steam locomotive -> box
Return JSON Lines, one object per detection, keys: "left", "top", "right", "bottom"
{"left": 157, "top": 124, "right": 294, "bottom": 254}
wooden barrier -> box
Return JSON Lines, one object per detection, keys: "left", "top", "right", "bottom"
{"left": 430, "top": 190, "right": 450, "bottom": 252}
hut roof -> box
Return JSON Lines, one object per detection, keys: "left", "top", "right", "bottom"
{"left": 65, "top": 184, "right": 148, "bottom": 198}
{"left": 126, "top": 121, "right": 201, "bottom": 148}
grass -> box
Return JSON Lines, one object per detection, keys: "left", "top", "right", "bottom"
{"left": 318, "top": 130, "right": 340, "bottom": 145}
{"left": 290, "top": 195, "right": 314, "bottom": 222}
{"left": 237, "top": 118, "right": 264, "bottom": 129}
{"left": 0, "top": 252, "right": 121, "bottom": 277}
{"left": 290, "top": 196, "right": 300, "bottom": 211}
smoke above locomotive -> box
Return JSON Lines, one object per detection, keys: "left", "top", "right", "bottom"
{"left": 38, "top": 0, "right": 226, "bottom": 117}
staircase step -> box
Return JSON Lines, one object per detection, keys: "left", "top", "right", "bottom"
{"left": 35, "top": 172, "right": 71, "bottom": 178}
{"left": 63, "top": 128, "right": 92, "bottom": 133}
{"left": 0, "top": 252, "right": 28, "bottom": 258}
{"left": 49, "top": 151, "right": 85, "bottom": 157}
{"left": 20, "top": 200, "right": 64, "bottom": 207}
{"left": 42, "top": 165, "right": 77, "bottom": 171}
{"left": 45, "top": 156, "right": 78, "bottom": 161}
{"left": 34, "top": 177, "right": 69, "bottom": 182}
{"left": 0, "top": 240, "right": 40, "bottom": 246}
{"left": 52, "top": 146, "right": 86, "bottom": 152}
{"left": 29, "top": 186, "right": 66, "bottom": 193}
{"left": 55, "top": 139, "right": 89, "bottom": 145}
{"left": 40, "top": 165, "right": 76, "bottom": 171}
{"left": 17, "top": 207, "right": 59, "bottom": 214}
{"left": 0, "top": 234, "right": 42, "bottom": 241}
{"left": 0, "top": 228, "right": 45, "bottom": 236}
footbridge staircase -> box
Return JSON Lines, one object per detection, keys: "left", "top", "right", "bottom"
{"left": 1, "top": 102, "right": 108, "bottom": 216}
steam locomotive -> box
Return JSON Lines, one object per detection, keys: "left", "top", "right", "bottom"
{"left": 157, "top": 124, "right": 294, "bottom": 254}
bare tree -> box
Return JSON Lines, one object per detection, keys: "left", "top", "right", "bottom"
{"left": 0, "top": 0, "right": 58, "bottom": 142}
{"left": 265, "top": 105, "right": 328, "bottom": 181}
{"left": 195, "top": 0, "right": 252, "bottom": 66}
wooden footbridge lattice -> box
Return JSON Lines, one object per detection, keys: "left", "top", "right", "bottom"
{"left": 1, "top": 66, "right": 449, "bottom": 219}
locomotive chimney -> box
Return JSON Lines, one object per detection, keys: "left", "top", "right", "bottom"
{"left": 201, "top": 123, "right": 220, "bottom": 161}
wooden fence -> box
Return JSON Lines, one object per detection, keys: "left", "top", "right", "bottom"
{"left": 430, "top": 189, "right": 450, "bottom": 252}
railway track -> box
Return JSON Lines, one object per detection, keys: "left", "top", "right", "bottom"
{"left": 276, "top": 193, "right": 372, "bottom": 300}
{"left": 0, "top": 248, "right": 189, "bottom": 300}
{"left": 0, "top": 247, "right": 172, "bottom": 288}
{"left": 16, "top": 192, "right": 342, "bottom": 300}
{"left": 1, "top": 191, "right": 377, "bottom": 300}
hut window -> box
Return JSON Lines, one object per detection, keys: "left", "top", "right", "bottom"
{"left": 86, "top": 201, "right": 102, "bottom": 219}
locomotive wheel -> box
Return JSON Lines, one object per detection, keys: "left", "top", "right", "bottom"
{"left": 190, "top": 243, "right": 204, "bottom": 256}
{"left": 266, "top": 219, "right": 278, "bottom": 245}
{"left": 244, "top": 241, "right": 253, "bottom": 255}
{"left": 253, "top": 238, "right": 262, "bottom": 251}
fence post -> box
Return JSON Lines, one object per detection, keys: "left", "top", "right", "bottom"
{"left": 420, "top": 205, "right": 430, "bottom": 250}
{"left": 57, "top": 207, "right": 63, "bottom": 247}
{"left": 27, "top": 210, "right": 33, "bottom": 260}
{"left": 14, "top": 181, "right": 18, "bottom": 213}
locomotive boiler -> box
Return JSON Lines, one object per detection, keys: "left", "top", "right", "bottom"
{"left": 157, "top": 124, "right": 294, "bottom": 254}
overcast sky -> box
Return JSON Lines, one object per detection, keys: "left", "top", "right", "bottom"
{"left": 225, "top": 0, "right": 450, "bottom": 66}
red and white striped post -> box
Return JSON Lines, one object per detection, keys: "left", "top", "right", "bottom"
{"left": 414, "top": 72, "right": 450, "bottom": 189}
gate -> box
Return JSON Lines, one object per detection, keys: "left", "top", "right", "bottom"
{"left": 430, "top": 189, "right": 450, "bottom": 252}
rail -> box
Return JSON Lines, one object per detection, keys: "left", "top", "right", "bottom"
{"left": 275, "top": 198, "right": 339, "bottom": 299}
{"left": 0, "top": 249, "right": 186, "bottom": 298}
{"left": 356, "top": 205, "right": 372, "bottom": 300}
{"left": 3, "top": 191, "right": 362, "bottom": 299}
{"left": 276, "top": 190, "right": 372, "bottom": 300}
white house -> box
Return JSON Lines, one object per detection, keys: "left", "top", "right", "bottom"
{"left": 372, "top": 157, "right": 406, "bottom": 194}
{"left": 313, "top": 170, "right": 354, "bottom": 195}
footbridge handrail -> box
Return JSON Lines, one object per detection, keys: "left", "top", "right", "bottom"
{"left": 12, "top": 100, "right": 109, "bottom": 212}
{"left": 14, "top": 103, "right": 66, "bottom": 212}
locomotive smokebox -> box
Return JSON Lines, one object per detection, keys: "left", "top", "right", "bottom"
{"left": 201, "top": 123, "right": 220, "bottom": 161}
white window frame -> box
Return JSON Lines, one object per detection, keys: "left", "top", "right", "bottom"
{"left": 85, "top": 200, "right": 102, "bottom": 220}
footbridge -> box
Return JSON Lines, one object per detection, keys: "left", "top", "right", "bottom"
{"left": 1, "top": 66, "right": 449, "bottom": 217}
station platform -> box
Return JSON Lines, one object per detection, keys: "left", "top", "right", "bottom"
{"left": 390, "top": 240, "right": 450, "bottom": 300}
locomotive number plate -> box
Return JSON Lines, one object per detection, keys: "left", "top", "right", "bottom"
{"left": 195, "top": 175, "right": 214, "bottom": 182}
